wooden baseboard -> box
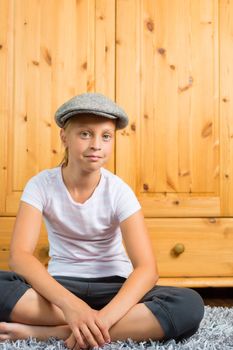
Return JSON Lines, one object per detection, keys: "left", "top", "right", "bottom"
{"left": 157, "top": 277, "right": 233, "bottom": 288}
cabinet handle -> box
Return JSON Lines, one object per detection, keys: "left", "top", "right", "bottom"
{"left": 172, "top": 243, "right": 185, "bottom": 256}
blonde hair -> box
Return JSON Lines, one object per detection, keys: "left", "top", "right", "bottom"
{"left": 58, "top": 147, "right": 68, "bottom": 168}
{"left": 58, "top": 116, "right": 79, "bottom": 168}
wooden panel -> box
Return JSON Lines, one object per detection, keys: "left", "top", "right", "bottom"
{"left": 158, "top": 277, "right": 233, "bottom": 288}
{"left": 140, "top": 0, "right": 219, "bottom": 194}
{"left": 140, "top": 194, "right": 220, "bottom": 217}
{"left": 146, "top": 217, "right": 233, "bottom": 277}
{"left": 116, "top": 0, "right": 221, "bottom": 217}
{"left": 0, "top": 0, "right": 13, "bottom": 213}
{"left": 95, "top": 0, "right": 115, "bottom": 95}
{"left": 0, "top": 217, "right": 49, "bottom": 270}
{"left": 13, "top": 0, "right": 41, "bottom": 188}
{"left": 115, "top": 0, "right": 140, "bottom": 190}
{"left": 220, "top": 0, "right": 233, "bottom": 215}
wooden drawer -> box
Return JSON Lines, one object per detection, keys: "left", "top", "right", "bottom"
{"left": 146, "top": 218, "right": 233, "bottom": 278}
{"left": 0, "top": 217, "right": 49, "bottom": 270}
{"left": 1, "top": 217, "right": 233, "bottom": 288}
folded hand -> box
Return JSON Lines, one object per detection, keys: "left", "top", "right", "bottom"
{"left": 63, "top": 304, "right": 111, "bottom": 350}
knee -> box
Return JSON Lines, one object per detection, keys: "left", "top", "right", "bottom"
{"left": 179, "top": 288, "right": 205, "bottom": 335}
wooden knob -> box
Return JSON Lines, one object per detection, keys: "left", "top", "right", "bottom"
{"left": 209, "top": 218, "right": 216, "bottom": 223}
{"left": 172, "top": 243, "right": 185, "bottom": 256}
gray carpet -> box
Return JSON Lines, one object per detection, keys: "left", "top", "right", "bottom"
{"left": 0, "top": 306, "right": 233, "bottom": 349}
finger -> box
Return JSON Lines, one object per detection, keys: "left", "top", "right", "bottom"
{"left": 79, "top": 331, "right": 89, "bottom": 349}
{"left": 80, "top": 324, "right": 99, "bottom": 348}
{"left": 65, "top": 332, "right": 79, "bottom": 350}
{"left": 95, "top": 317, "right": 111, "bottom": 342}
{"left": 72, "top": 327, "right": 89, "bottom": 349}
{"left": 90, "top": 322, "right": 108, "bottom": 346}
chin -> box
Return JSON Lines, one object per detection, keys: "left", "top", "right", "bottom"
{"left": 86, "top": 162, "right": 104, "bottom": 171}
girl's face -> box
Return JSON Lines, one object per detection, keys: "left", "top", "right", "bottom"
{"left": 60, "top": 114, "right": 116, "bottom": 171}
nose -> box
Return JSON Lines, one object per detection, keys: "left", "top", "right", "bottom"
{"left": 90, "top": 136, "right": 102, "bottom": 150}
{"left": 90, "top": 145, "right": 101, "bottom": 151}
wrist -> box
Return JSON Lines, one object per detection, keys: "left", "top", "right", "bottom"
{"left": 98, "top": 308, "right": 115, "bottom": 329}
{"left": 57, "top": 293, "right": 84, "bottom": 312}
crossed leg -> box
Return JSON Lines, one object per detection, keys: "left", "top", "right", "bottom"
{"left": 0, "top": 288, "right": 165, "bottom": 343}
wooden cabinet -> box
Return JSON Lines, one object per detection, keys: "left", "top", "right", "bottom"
{"left": 1, "top": 0, "right": 233, "bottom": 287}
{"left": 116, "top": 0, "right": 233, "bottom": 287}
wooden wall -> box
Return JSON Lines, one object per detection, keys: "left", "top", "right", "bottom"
{"left": 0, "top": 0, "right": 233, "bottom": 287}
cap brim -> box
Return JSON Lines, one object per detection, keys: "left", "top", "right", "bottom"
{"left": 56, "top": 110, "right": 122, "bottom": 129}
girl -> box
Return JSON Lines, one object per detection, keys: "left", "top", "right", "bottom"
{"left": 0, "top": 93, "right": 204, "bottom": 350}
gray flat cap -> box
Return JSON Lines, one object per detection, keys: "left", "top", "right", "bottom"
{"left": 54, "top": 92, "right": 129, "bottom": 130}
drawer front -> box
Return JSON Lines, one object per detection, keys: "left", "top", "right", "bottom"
{"left": 146, "top": 218, "right": 233, "bottom": 277}
{"left": 2, "top": 217, "right": 233, "bottom": 278}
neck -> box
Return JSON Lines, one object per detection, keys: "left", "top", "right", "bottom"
{"left": 61, "top": 163, "right": 101, "bottom": 192}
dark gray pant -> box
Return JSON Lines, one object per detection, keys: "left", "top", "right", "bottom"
{"left": 0, "top": 271, "right": 204, "bottom": 341}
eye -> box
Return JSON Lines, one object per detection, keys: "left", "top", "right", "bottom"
{"left": 80, "top": 131, "right": 91, "bottom": 138}
{"left": 103, "top": 134, "right": 112, "bottom": 141}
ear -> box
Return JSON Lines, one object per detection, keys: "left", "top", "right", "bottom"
{"left": 60, "top": 129, "right": 67, "bottom": 147}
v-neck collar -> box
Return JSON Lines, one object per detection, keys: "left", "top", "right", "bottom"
{"left": 58, "top": 166, "right": 103, "bottom": 207}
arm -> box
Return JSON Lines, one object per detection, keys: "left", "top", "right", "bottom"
{"left": 9, "top": 201, "right": 110, "bottom": 349}
{"left": 9, "top": 201, "right": 84, "bottom": 310}
{"left": 98, "top": 209, "right": 159, "bottom": 328}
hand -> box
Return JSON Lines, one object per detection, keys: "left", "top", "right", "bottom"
{"left": 62, "top": 300, "right": 111, "bottom": 350}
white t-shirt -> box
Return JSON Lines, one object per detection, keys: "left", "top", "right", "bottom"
{"left": 20, "top": 166, "right": 142, "bottom": 278}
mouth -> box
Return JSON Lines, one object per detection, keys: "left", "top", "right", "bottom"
{"left": 85, "top": 155, "right": 102, "bottom": 161}
{"left": 85, "top": 155, "right": 102, "bottom": 158}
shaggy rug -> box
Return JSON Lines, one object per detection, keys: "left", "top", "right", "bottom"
{"left": 0, "top": 306, "right": 233, "bottom": 349}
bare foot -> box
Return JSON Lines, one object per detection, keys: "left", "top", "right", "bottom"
{"left": 0, "top": 322, "right": 71, "bottom": 342}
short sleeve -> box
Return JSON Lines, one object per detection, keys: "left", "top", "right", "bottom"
{"left": 20, "top": 175, "right": 47, "bottom": 212}
{"left": 114, "top": 181, "right": 142, "bottom": 223}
